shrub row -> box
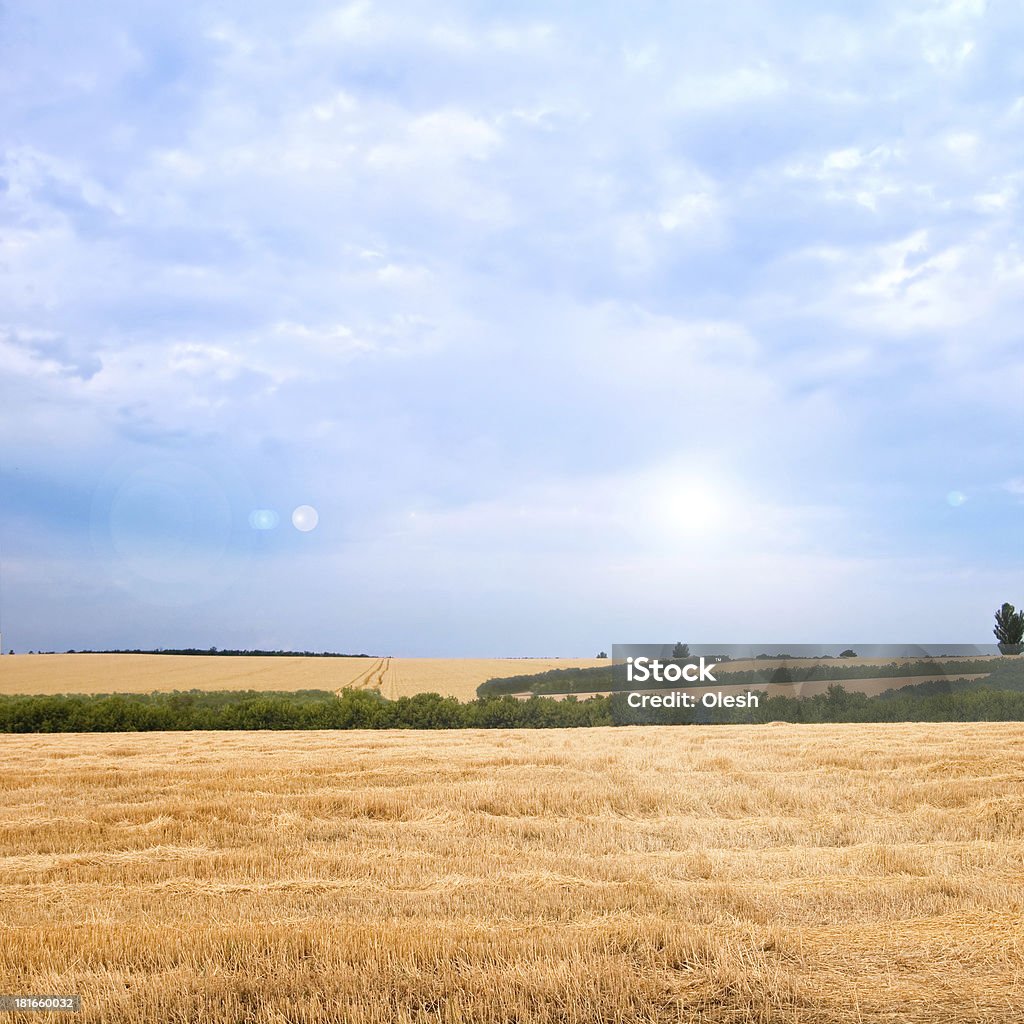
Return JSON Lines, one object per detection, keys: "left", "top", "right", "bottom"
{"left": 608, "top": 684, "right": 1024, "bottom": 725}
{"left": 0, "top": 688, "right": 611, "bottom": 732}
{"left": 3, "top": 678, "right": 1024, "bottom": 733}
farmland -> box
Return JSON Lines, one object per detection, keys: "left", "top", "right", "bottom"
{"left": 3, "top": 724, "right": 1023, "bottom": 1022}
{"left": 0, "top": 654, "right": 605, "bottom": 701}
{"left": 538, "top": 674, "right": 991, "bottom": 702}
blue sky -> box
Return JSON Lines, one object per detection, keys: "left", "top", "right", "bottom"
{"left": 1, "top": 0, "right": 1022, "bottom": 654}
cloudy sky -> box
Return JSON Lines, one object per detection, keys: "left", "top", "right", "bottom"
{"left": 1, "top": 0, "right": 1022, "bottom": 655}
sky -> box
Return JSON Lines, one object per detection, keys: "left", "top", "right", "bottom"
{"left": 1, "top": 0, "right": 1022, "bottom": 655}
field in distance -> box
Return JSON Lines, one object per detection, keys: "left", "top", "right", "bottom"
{"left": 543, "top": 657, "right": 998, "bottom": 700}
{"left": 0, "top": 653, "right": 606, "bottom": 701}
{"left": 3, "top": 724, "right": 1022, "bottom": 1023}
{"left": 538, "top": 674, "right": 992, "bottom": 701}
{"left": 488, "top": 655, "right": 1002, "bottom": 701}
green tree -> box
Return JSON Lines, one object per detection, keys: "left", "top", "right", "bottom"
{"left": 672, "top": 642, "right": 690, "bottom": 659}
{"left": 994, "top": 602, "right": 1024, "bottom": 653}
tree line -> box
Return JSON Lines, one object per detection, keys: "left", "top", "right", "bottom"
{"left": 63, "top": 648, "right": 376, "bottom": 658}
{"left": 3, "top": 672, "right": 1024, "bottom": 732}
{"left": 0, "top": 688, "right": 611, "bottom": 732}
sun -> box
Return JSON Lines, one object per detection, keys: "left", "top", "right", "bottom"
{"left": 654, "top": 479, "right": 729, "bottom": 537}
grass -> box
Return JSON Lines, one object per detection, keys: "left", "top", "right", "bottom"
{"left": 2, "top": 724, "right": 1023, "bottom": 1022}
{"left": 0, "top": 654, "right": 606, "bottom": 701}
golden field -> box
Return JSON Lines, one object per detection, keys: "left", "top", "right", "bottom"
{"left": 2, "top": 725, "right": 1023, "bottom": 1023}
{"left": 0, "top": 653, "right": 605, "bottom": 701}
{"left": 0, "top": 654, "right": 996, "bottom": 704}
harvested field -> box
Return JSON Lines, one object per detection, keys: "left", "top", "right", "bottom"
{"left": 2, "top": 724, "right": 1023, "bottom": 1023}
{"left": 0, "top": 654, "right": 604, "bottom": 701}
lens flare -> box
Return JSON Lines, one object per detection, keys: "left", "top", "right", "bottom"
{"left": 248, "top": 509, "right": 279, "bottom": 530}
{"left": 292, "top": 505, "right": 319, "bottom": 532}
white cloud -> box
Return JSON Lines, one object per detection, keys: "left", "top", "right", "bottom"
{"left": 944, "top": 131, "right": 979, "bottom": 156}
{"left": 309, "top": 90, "right": 359, "bottom": 122}
{"left": 788, "top": 228, "right": 1024, "bottom": 335}
{"left": 657, "top": 192, "right": 719, "bottom": 233}
{"left": 270, "top": 321, "right": 375, "bottom": 357}
{"left": 368, "top": 110, "right": 501, "bottom": 168}
{"left": 783, "top": 144, "right": 908, "bottom": 210}
{"left": 671, "top": 65, "right": 787, "bottom": 110}
{"left": 319, "top": 1, "right": 381, "bottom": 41}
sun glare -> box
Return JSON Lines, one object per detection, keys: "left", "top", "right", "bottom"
{"left": 655, "top": 480, "right": 729, "bottom": 537}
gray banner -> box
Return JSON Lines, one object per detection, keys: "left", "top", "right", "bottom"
{"left": 0, "top": 996, "right": 80, "bottom": 1013}
{"left": 609, "top": 644, "right": 1009, "bottom": 724}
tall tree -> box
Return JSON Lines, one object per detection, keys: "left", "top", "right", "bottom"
{"left": 994, "top": 603, "right": 1024, "bottom": 651}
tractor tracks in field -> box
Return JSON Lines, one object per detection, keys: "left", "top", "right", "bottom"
{"left": 370, "top": 657, "right": 390, "bottom": 696}
{"left": 338, "top": 657, "right": 391, "bottom": 697}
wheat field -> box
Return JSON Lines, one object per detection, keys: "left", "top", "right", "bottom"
{"left": 0, "top": 654, "right": 995, "bottom": 704}
{"left": 0, "top": 654, "right": 605, "bottom": 701}
{"left": 2, "top": 724, "right": 1023, "bottom": 1023}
